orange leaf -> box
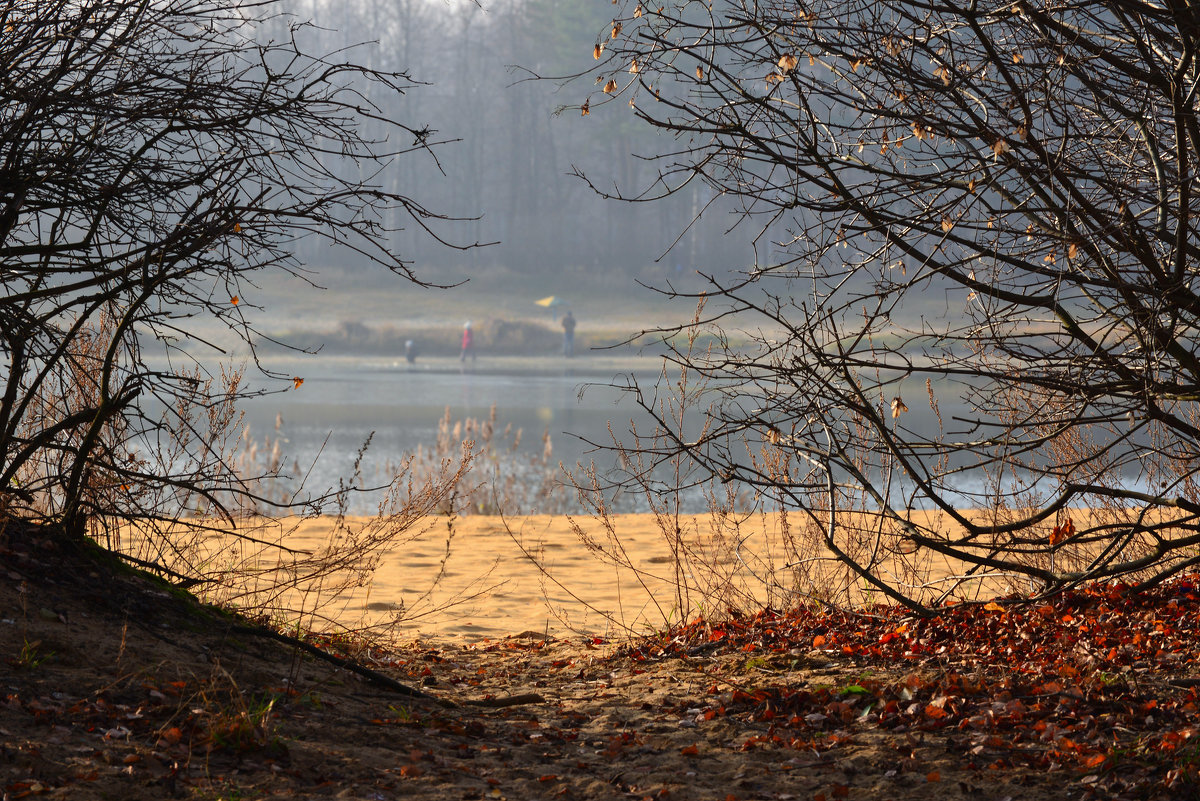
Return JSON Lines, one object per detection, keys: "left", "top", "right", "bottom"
{"left": 603, "top": 79, "right": 618, "bottom": 94}
{"left": 680, "top": 745, "right": 699, "bottom": 756}
{"left": 593, "top": 43, "right": 603, "bottom": 59}
{"left": 812, "top": 634, "right": 827, "bottom": 648}
{"left": 230, "top": 295, "right": 239, "bottom": 306}
{"left": 400, "top": 765, "right": 423, "bottom": 778}
{"left": 293, "top": 377, "right": 304, "bottom": 388}
{"left": 538, "top": 774, "right": 559, "bottom": 782}
{"left": 983, "top": 601, "right": 1005, "bottom": 612}
{"left": 926, "top": 771, "right": 941, "bottom": 782}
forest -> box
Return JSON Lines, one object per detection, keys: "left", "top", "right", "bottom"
{"left": 279, "top": 0, "right": 755, "bottom": 283}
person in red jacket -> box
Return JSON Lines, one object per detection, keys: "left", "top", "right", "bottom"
{"left": 460, "top": 321, "right": 475, "bottom": 362}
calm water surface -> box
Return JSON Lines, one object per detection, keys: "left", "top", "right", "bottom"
{"left": 240, "top": 355, "right": 668, "bottom": 511}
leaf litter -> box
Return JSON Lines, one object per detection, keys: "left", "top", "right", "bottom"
{"left": 2, "top": 523, "right": 1199, "bottom": 800}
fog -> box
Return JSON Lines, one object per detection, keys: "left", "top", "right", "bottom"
{"left": 272, "top": 0, "right": 756, "bottom": 284}
{"left": 208, "top": 0, "right": 766, "bottom": 511}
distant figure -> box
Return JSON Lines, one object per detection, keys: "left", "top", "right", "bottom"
{"left": 460, "top": 321, "right": 475, "bottom": 362}
{"left": 561, "top": 310, "right": 576, "bottom": 357}
{"left": 404, "top": 339, "right": 418, "bottom": 364}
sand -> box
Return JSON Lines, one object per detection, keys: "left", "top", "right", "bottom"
{"left": 115, "top": 509, "right": 1069, "bottom": 643}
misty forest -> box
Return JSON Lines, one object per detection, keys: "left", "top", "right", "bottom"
{"left": 281, "top": 0, "right": 752, "bottom": 281}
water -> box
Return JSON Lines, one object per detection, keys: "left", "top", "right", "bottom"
{"left": 239, "top": 355, "right": 667, "bottom": 512}
{"left": 232, "top": 354, "right": 1155, "bottom": 517}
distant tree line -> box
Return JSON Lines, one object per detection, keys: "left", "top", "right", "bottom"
{"left": 282, "top": 0, "right": 755, "bottom": 281}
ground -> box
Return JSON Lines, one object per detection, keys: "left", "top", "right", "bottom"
{"left": 1, "top": 523, "right": 1197, "bottom": 800}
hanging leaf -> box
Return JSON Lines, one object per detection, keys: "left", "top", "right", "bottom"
{"left": 778, "top": 53, "right": 798, "bottom": 73}
{"left": 634, "top": 3, "right": 643, "bottom": 17}
{"left": 1050, "top": 517, "right": 1075, "bottom": 546}
{"left": 233, "top": 222, "right": 242, "bottom": 233}
{"left": 891, "top": 397, "right": 908, "bottom": 418}
{"left": 696, "top": 65, "right": 705, "bottom": 81}
{"left": 1068, "top": 242, "right": 1079, "bottom": 259}
{"left": 594, "top": 43, "right": 604, "bottom": 60}
{"left": 230, "top": 295, "right": 239, "bottom": 306}
{"left": 629, "top": 58, "right": 639, "bottom": 74}
{"left": 581, "top": 100, "right": 590, "bottom": 116}
{"left": 293, "top": 377, "right": 304, "bottom": 389}
{"left": 941, "top": 216, "right": 953, "bottom": 233}
{"left": 603, "top": 79, "right": 618, "bottom": 94}
{"left": 991, "top": 138, "right": 1010, "bottom": 158}
{"left": 611, "top": 21, "right": 622, "bottom": 38}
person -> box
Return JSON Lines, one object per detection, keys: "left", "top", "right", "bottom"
{"left": 561, "top": 310, "right": 576, "bottom": 357}
{"left": 404, "top": 339, "right": 418, "bottom": 364}
{"left": 460, "top": 321, "right": 475, "bottom": 362}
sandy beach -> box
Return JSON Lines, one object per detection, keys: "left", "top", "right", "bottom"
{"left": 116, "top": 508, "right": 1079, "bottom": 643}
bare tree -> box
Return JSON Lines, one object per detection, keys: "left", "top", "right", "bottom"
{"left": 581, "top": 0, "right": 1200, "bottom": 607}
{"left": 0, "top": 0, "right": 462, "bottom": 540}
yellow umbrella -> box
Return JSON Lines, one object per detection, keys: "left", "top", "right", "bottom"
{"left": 535, "top": 295, "right": 558, "bottom": 307}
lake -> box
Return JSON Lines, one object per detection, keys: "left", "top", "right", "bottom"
{"left": 239, "top": 353, "right": 675, "bottom": 513}
{"left": 234, "top": 351, "right": 1153, "bottom": 517}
